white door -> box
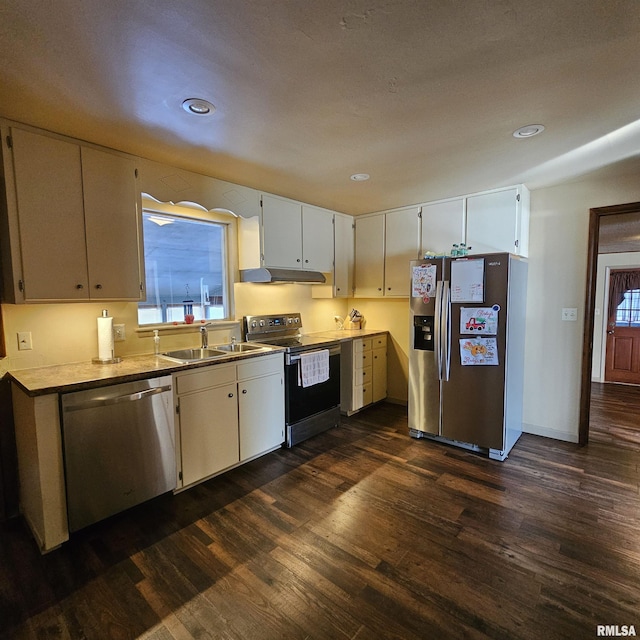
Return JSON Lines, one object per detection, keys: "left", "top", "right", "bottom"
{"left": 82, "top": 147, "right": 142, "bottom": 300}
{"left": 384, "top": 207, "right": 421, "bottom": 296}
{"left": 466, "top": 188, "right": 520, "bottom": 255}
{"left": 334, "top": 213, "right": 354, "bottom": 297}
{"left": 301, "top": 205, "right": 334, "bottom": 272}
{"left": 179, "top": 384, "right": 239, "bottom": 487}
{"left": 421, "top": 198, "right": 465, "bottom": 256}
{"left": 354, "top": 215, "right": 385, "bottom": 297}
{"left": 261, "top": 194, "right": 302, "bottom": 268}
{"left": 238, "top": 373, "right": 285, "bottom": 460}
{"left": 11, "top": 128, "right": 88, "bottom": 300}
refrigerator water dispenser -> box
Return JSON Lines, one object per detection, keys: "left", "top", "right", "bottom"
{"left": 413, "top": 316, "right": 434, "bottom": 351}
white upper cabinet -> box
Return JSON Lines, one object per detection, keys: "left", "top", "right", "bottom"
{"left": 354, "top": 214, "right": 385, "bottom": 297}
{"left": 259, "top": 194, "right": 334, "bottom": 271}
{"left": 1, "top": 124, "right": 143, "bottom": 303}
{"left": 82, "top": 147, "right": 143, "bottom": 300}
{"left": 421, "top": 198, "right": 466, "bottom": 256}
{"left": 354, "top": 206, "right": 420, "bottom": 298}
{"left": 334, "top": 213, "right": 354, "bottom": 297}
{"left": 261, "top": 194, "right": 303, "bottom": 268}
{"left": 466, "top": 185, "right": 530, "bottom": 256}
{"left": 384, "top": 206, "right": 421, "bottom": 296}
{"left": 301, "top": 204, "right": 335, "bottom": 272}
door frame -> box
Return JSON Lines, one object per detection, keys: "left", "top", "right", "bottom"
{"left": 579, "top": 201, "right": 640, "bottom": 445}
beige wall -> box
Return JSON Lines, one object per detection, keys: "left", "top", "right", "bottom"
{"left": 522, "top": 171, "right": 640, "bottom": 443}
{"left": 0, "top": 286, "right": 349, "bottom": 374}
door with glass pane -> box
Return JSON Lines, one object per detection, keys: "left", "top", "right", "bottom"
{"left": 605, "top": 272, "right": 640, "bottom": 384}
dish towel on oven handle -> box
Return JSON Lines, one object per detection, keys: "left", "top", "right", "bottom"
{"left": 298, "top": 349, "right": 330, "bottom": 388}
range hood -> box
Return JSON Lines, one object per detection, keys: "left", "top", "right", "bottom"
{"left": 240, "top": 267, "right": 326, "bottom": 284}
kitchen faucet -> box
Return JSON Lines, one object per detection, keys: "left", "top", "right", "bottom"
{"left": 200, "top": 323, "right": 212, "bottom": 348}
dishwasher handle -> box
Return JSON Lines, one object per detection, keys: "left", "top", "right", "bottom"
{"left": 63, "top": 385, "right": 172, "bottom": 412}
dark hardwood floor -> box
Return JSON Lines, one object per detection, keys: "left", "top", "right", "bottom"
{"left": 1, "top": 400, "right": 639, "bottom": 639}
{"left": 590, "top": 381, "right": 640, "bottom": 451}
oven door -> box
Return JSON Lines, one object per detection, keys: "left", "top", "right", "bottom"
{"left": 284, "top": 345, "right": 341, "bottom": 425}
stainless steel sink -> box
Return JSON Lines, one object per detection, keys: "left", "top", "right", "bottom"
{"left": 214, "top": 343, "right": 267, "bottom": 353}
{"left": 160, "top": 348, "right": 227, "bottom": 363}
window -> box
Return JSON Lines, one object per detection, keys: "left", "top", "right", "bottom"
{"left": 615, "top": 288, "right": 640, "bottom": 327}
{"left": 138, "top": 209, "right": 232, "bottom": 325}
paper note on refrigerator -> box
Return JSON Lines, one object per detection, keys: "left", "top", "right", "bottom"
{"left": 459, "top": 337, "right": 499, "bottom": 366}
{"left": 460, "top": 307, "right": 498, "bottom": 335}
{"left": 450, "top": 258, "right": 484, "bottom": 302}
{"left": 412, "top": 264, "right": 437, "bottom": 299}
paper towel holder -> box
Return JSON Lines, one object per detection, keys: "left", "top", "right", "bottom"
{"left": 92, "top": 309, "right": 122, "bottom": 364}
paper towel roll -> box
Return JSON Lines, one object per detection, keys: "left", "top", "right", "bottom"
{"left": 97, "top": 313, "right": 114, "bottom": 361}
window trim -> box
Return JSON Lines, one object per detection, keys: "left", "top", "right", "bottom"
{"left": 138, "top": 196, "right": 238, "bottom": 329}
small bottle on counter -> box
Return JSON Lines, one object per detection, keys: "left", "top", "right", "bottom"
{"left": 153, "top": 329, "right": 160, "bottom": 355}
{"left": 451, "top": 244, "right": 459, "bottom": 257}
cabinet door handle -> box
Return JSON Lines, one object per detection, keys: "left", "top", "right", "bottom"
{"left": 242, "top": 389, "right": 247, "bottom": 394}
{"left": 297, "top": 258, "right": 301, "bottom": 263}
{"left": 95, "top": 284, "right": 103, "bottom": 289}
{"left": 76, "top": 284, "right": 84, "bottom": 289}
{"left": 228, "top": 392, "right": 234, "bottom": 398}
{"left": 377, "top": 287, "right": 382, "bottom": 291}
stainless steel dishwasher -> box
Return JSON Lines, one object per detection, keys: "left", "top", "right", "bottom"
{"left": 61, "top": 375, "right": 175, "bottom": 532}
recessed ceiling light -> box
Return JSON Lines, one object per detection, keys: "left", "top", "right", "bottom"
{"left": 513, "top": 124, "right": 545, "bottom": 139}
{"left": 182, "top": 98, "right": 216, "bottom": 116}
{"left": 350, "top": 173, "right": 370, "bottom": 181}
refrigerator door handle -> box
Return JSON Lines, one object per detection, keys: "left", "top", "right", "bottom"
{"left": 434, "top": 280, "right": 444, "bottom": 380}
{"left": 442, "top": 280, "right": 451, "bottom": 381}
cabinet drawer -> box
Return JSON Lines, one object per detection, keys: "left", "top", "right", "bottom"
{"left": 360, "top": 351, "right": 371, "bottom": 368}
{"left": 354, "top": 365, "right": 372, "bottom": 386}
{"left": 175, "top": 363, "right": 236, "bottom": 395}
{"left": 362, "top": 382, "right": 372, "bottom": 406}
{"left": 237, "top": 352, "right": 283, "bottom": 381}
{"left": 353, "top": 337, "right": 373, "bottom": 354}
{"left": 372, "top": 334, "right": 387, "bottom": 349}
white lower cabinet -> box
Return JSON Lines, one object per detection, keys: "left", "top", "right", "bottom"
{"left": 178, "top": 380, "right": 239, "bottom": 487}
{"left": 238, "top": 359, "right": 285, "bottom": 461}
{"left": 344, "top": 334, "right": 387, "bottom": 415}
{"left": 175, "top": 353, "right": 284, "bottom": 489}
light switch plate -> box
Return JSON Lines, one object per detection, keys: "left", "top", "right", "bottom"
{"left": 17, "top": 331, "right": 32, "bottom": 350}
{"left": 114, "top": 324, "right": 126, "bottom": 341}
{"left": 562, "top": 308, "right": 578, "bottom": 322}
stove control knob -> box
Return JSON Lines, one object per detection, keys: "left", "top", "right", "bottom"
{"left": 287, "top": 317, "right": 293, "bottom": 324}
{"left": 259, "top": 319, "right": 266, "bottom": 327}
{"left": 294, "top": 317, "right": 300, "bottom": 324}
{"left": 250, "top": 321, "right": 257, "bottom": 329}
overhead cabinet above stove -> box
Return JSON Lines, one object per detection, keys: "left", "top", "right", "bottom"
{"left": 238, "top": 193, "right": 335, "bottom": 280}
{"left": 0, "top": 122, "right": 144, "bottom": 303}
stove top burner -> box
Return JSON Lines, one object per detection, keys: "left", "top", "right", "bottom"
{"left": 243, "top": 313, "right": 340, "bottom": 353}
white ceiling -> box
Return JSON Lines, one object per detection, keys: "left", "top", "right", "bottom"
{"left": 1, "top": 0, "right": 640, "bottom": 215}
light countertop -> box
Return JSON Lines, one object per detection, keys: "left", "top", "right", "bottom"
{"left": 8, "top": 329, "right": 388, "bottom": 397}
{"left": 8, "top": 348, "right": 284, "bottom": 397}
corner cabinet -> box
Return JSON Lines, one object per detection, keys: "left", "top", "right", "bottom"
{"left": 0, "top": 123, "right": 144, "bottom": 303}
{"left": 174, "top": 353, "right": 285, "bottom": 490}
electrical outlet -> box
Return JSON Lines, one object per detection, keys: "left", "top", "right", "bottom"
{"left": 114, "top": 324, "right": 126, "bottom": 341}
{"left": 561, "top": 308, "right": 578, "bottom": 322}
{"left": 17, "top": 331, "right": 32, "bottom": 350}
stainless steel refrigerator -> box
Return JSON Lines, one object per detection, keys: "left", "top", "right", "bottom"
{"left": 408, "top": 252, "right": 527, "bottom": 460}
